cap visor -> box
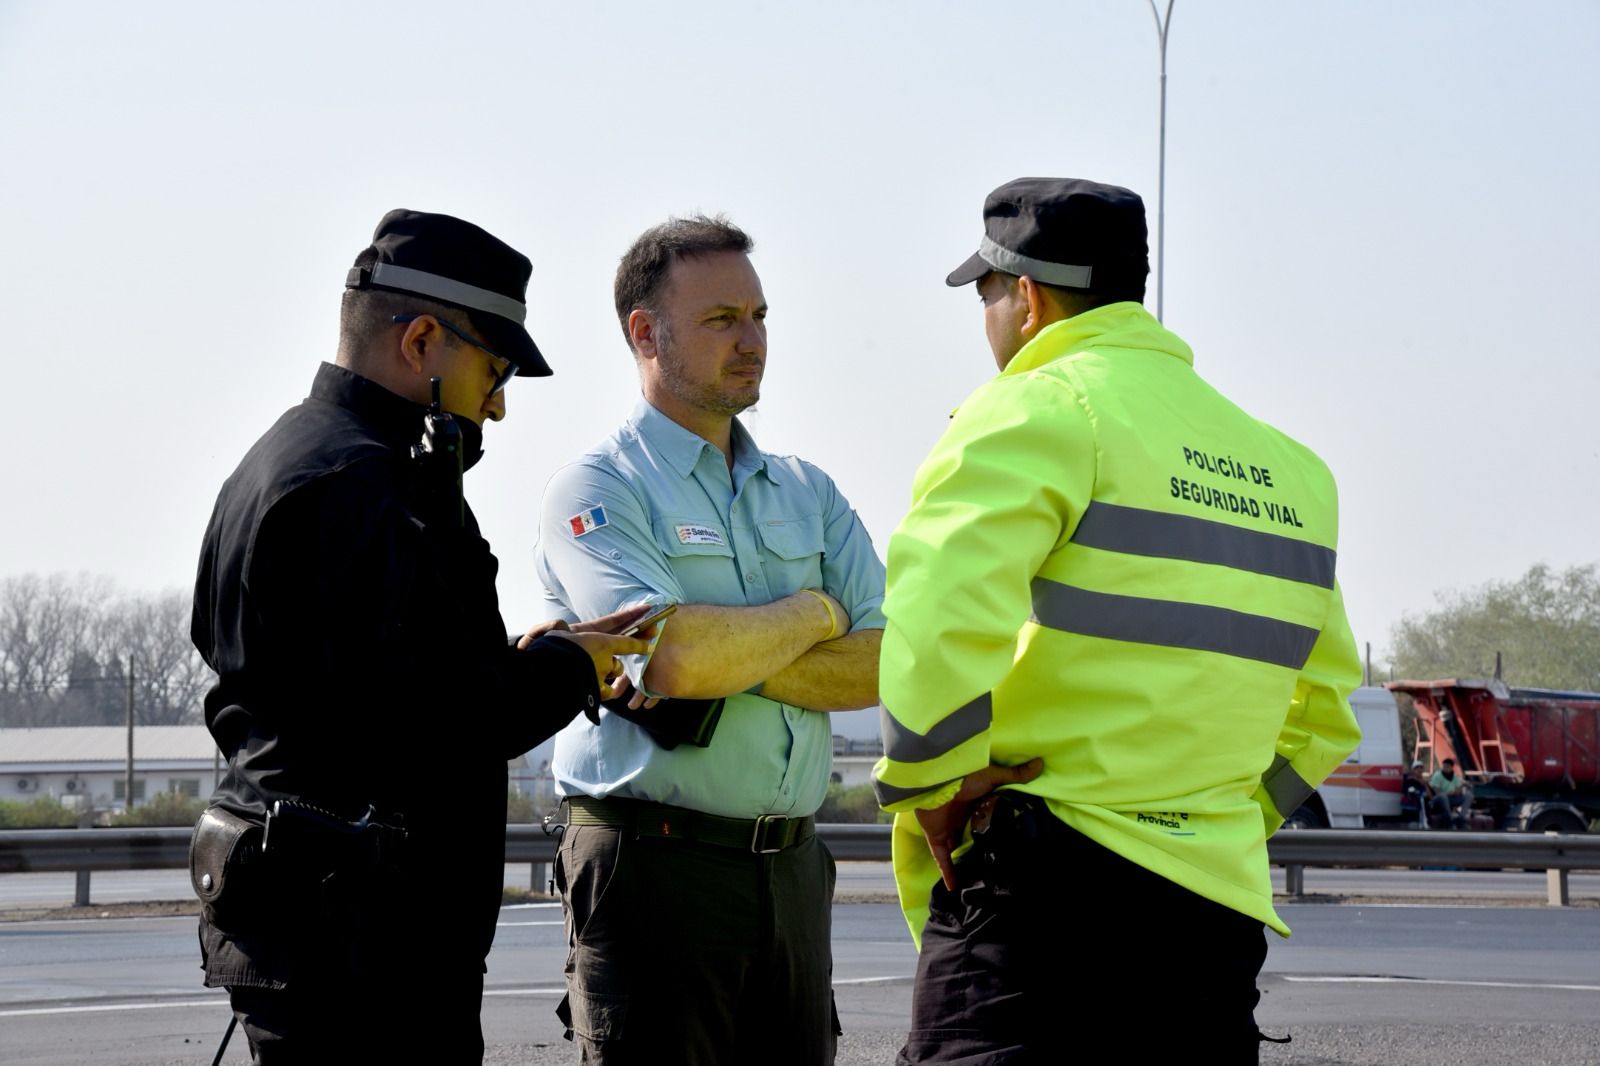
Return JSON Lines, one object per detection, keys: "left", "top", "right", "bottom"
{"left": 479, "top": 317, "right": 553, "bottom": 378}
{"left": 945, "top": 250, "right": 990, "bottom": 287}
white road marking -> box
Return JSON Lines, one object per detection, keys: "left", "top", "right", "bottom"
{"left": 1281, "top": 975, "right": 1600, "bottom": 992}
{"left": 0, "top": 998, "right": 229, "bottom": 1019}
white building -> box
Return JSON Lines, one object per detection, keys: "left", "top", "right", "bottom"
{"left": 831, "top": 734, "right": 884, "bottom": 788}
{"left": 0, "top": 726, "right": 221, "bottom": 811}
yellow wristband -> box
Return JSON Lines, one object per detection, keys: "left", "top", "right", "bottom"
{"left": 800, "top": 588, "right": 839, "bottom": 640}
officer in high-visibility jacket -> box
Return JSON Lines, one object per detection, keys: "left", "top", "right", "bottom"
{"left": 874, "top": 177, "right": 1362, "bottom": 1063}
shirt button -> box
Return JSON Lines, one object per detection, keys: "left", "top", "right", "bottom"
{"left": 745, "top": 573, "right": 756, "bottom": 583}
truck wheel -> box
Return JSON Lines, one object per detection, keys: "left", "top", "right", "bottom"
{"left": 1283, "top": 803, "right": 1327, "bottom": 830}
{"left": 1526, "top": 810, "right": 1589, "bottom": 834}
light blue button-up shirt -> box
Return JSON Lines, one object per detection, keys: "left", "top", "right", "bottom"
{"left": 534, "top": 399, "right": 887, "bottom": 819}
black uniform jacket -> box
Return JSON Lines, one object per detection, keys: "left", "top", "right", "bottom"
{"left": 191, "top": 362, "right": 597, "bottom": 987}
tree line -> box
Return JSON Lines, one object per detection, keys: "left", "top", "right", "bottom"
{"left": 2, "top": 561, "right": 1593, "bottom": 733}
{"left": 0, "top": 573, "right": 214, "bottom": 728}
{"left": 1386, "top": 562, "right": 1599, "bottom": 691}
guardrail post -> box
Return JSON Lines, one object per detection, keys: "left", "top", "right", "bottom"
{"left": 1284, "top": 863, "right": 1304, "bottom": 897}
{"left": 73, "top": 810, "right": 93, "bottom": 907}
{"left": 1546, "top": 866, "right": 1569, "bottom": 906}
{"left": 532, "top": 862, "right": 551, "bottom": 896}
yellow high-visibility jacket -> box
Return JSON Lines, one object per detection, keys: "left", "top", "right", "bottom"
{"left": 874, "top": 303, "right": 1362, "bottom": 945}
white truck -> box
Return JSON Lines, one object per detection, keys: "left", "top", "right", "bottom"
{"left": 1280, "top": 686, "right": 1408, "bottom": 829}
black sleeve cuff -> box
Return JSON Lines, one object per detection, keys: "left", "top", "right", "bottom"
{"left": 498, "top": 634, "right": 599, "bottom": 758}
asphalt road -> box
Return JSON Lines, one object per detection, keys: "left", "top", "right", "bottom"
{"left": 3, "top": 893, "right": 1598, "bottom": 1064}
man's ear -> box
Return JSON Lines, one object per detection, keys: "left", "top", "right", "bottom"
{"left": 1017, "top": 275, "right": 1052, "bottom": 339}
{"left": 627, "top": 308, "right": 659, "bottom": 360}
{"left": 396, "top": 315, "right": 441, "bottom": 375}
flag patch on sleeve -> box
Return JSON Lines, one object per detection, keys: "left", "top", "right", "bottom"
{"left": 568, "top": 506, "right": 608, "bottom": 538}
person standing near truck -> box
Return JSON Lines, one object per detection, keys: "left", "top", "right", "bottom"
{"left": 873, "top": 177, "right": 1364, "bottom": 1061}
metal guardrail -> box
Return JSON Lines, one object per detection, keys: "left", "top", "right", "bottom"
{"left": 3, "top": 825, "right": 1597, "bottom": 906}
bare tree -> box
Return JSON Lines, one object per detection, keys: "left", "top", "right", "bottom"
{"left": 0, "top": 574, "right": 212, "bottom": 727}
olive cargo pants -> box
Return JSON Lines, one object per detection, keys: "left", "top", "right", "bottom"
{"left": 555, "top": 821, "right": 840, "bottom": 1065}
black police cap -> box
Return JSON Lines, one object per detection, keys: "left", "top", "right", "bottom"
{"left": 346, "top": 209, "right": 552, "bottom": 377}
{"left": 946, "top": 177, "right": 1150, "bottom": 296}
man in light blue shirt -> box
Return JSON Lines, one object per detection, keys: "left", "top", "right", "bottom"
{"left": 534, "top": 214, "right": 884, "bottom": 1065}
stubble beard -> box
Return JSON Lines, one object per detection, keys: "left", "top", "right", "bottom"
{"left": 655, "top": 317, "right": 760, "bottom": 417}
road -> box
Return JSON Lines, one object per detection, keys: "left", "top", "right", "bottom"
{"left": 3, "top": 888, "right": 1598, "bottom": 1064}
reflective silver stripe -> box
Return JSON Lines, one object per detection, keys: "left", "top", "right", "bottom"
{"left": 872, "top": 773, "right": 964, "bottom": 808}
{"left": 1261, "top": 754, "right": 1315, "bottom": 818}
{"left": 881, "top": 694, "right": 992, "bottom": 764}
{"left": 1029, "top": 578, "right": 1320, "bottom": 670}
{"left": 369, "top": 263, "right": 527, "bottom": 323}
{"left": 978, "top": 236, "right": 1093, "bottom": 288}
{"left": 1072, "top": 502, "right": 1336, "bottom": 589}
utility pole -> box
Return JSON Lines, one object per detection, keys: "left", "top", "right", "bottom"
{"left": 1148, "top": 0, "right": 1175, "bottom": 322}
{"left": 125, "top": 656, "right": 135, "bottom": 811}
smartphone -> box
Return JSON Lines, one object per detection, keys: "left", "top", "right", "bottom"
{"left": 619, "top": 603, "right": 677, "bottom": 637}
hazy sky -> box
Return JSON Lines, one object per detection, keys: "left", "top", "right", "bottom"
{"left": 2, "top": 1, "right": 1596, "bottom": 683}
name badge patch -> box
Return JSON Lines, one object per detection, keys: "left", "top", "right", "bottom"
{"left": 675, "top": 523, "right": 726, "bottom": 547}
{"left": 568, "top": 506, "right": 608, "bottom": 538}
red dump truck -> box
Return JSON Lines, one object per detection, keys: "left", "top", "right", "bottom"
{"left": 1387, "top": 679, "right": 1600, "bottom": 833}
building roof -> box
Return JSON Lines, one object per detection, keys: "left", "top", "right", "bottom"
{"left": 0, "top": 726, "right": 218, "bottom": 768}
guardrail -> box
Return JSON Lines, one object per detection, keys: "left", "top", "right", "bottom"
{"left": 3, "top": 825, "right": 1596, "bottom": 907}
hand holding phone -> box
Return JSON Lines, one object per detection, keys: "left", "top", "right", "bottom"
{"left": 619, "top": 603, "right": 676, "bottom": 637}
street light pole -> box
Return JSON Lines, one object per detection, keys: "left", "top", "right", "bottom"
{"left": 1148, "top": 0, "right": 1175, "bottom": 322}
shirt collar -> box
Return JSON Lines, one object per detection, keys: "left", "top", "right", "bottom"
{"left": 1001, "top": 301, "right": 1195, "bottom": 377}
{"left": 628, "top": 398, "right": 778, "bottom": 484}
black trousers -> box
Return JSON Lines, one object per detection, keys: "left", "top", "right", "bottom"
{"left": 227, "top": 970, "right": 484, "bottom": 1065}
{"left": 202, "top": 858, "right": 494, "bottom": 1065}
{"left": 555, "top": 822, "right": 840, "bottom": 1066}
{"left": 900, "top": 797, "right": 1269, "bottom": 1065}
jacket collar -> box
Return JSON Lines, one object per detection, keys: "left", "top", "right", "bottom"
{"left": 628, "top": 398, "right": 777, "bottom": 485}
{"left": 1002, "top": 301, "right": 1194, "bottom": 377}
{"left": 308, "top": 362, "right": 487, "bottom": 470}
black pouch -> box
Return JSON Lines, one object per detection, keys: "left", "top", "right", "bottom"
{"left": 189, "top": 806, "right": 264, "bottom": 930}
{"left": 602, "top": 695, "right": 725, "bottom": 750}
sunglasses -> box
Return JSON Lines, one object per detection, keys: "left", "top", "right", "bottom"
{"left": 392, "top": 313, "right": 518, "bottom": 396}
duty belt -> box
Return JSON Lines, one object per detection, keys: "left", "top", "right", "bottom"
{"left": 566, "top": 795, "right": 814, "bottom": 854}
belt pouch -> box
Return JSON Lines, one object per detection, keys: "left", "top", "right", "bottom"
{"left": 189, "top": 806, "right": 264, "bottom": 929}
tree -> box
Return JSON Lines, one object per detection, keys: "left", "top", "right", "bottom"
{"left": 0, "top": 573, "right": 214, "bottom": 727}
{"left": 1388, "top": 563, "right": 1600, "bottom": 691}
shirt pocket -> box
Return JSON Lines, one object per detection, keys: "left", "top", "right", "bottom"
{"left": 754, "top": 514, "right": 826, "bottom": 593}
{"left": 653, "top": 514, "right": 738, "bottom": 593}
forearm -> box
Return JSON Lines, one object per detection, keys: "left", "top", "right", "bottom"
{"left": 642, "top": 591, "right": 833, "bottom": 699}
{"left": 759, "top": 628, "right": 882, "bottom": 712}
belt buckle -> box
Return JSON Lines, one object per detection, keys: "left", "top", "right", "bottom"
{"left": 750, "top": 814, "right": 789, "bottom": 854}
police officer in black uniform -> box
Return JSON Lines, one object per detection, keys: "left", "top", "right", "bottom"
{"left": 190, "top": 210, "right": 655, "bottom": 1064}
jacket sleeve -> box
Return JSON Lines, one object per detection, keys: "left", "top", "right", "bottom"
{"left": 1252, "top": 579, "right": 1364, "bottom": 833}
{"left": 872, "top": 372, "right": 1096, "bottom": 812}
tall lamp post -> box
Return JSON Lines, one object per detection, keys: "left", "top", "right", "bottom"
{"left": 1148, "top": 0, "right": 1175, "bottom": 322}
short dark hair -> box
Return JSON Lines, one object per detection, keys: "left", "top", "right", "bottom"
{"left": 337, "top": 247, "right": 487, "bottom": 362}
{"left": 613, "top": 215, "right": 753, "bottom": 345}
{"left": 993, "top": 272, "right": 1142, "bottom": 316}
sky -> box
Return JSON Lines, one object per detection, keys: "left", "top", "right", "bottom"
{"left": 1, "top": 1, "right": 1596, "bottom": 705}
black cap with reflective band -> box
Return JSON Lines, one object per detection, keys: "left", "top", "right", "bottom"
{"left": 946, "top": 177, "right": 1150, "bottom": 296}
{"left": 346, "top": 208, "right": 553, "bottom": 377}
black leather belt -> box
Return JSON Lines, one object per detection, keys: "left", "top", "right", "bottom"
{"left": 566, "top": 796, "right": 814, "bottom": 854}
